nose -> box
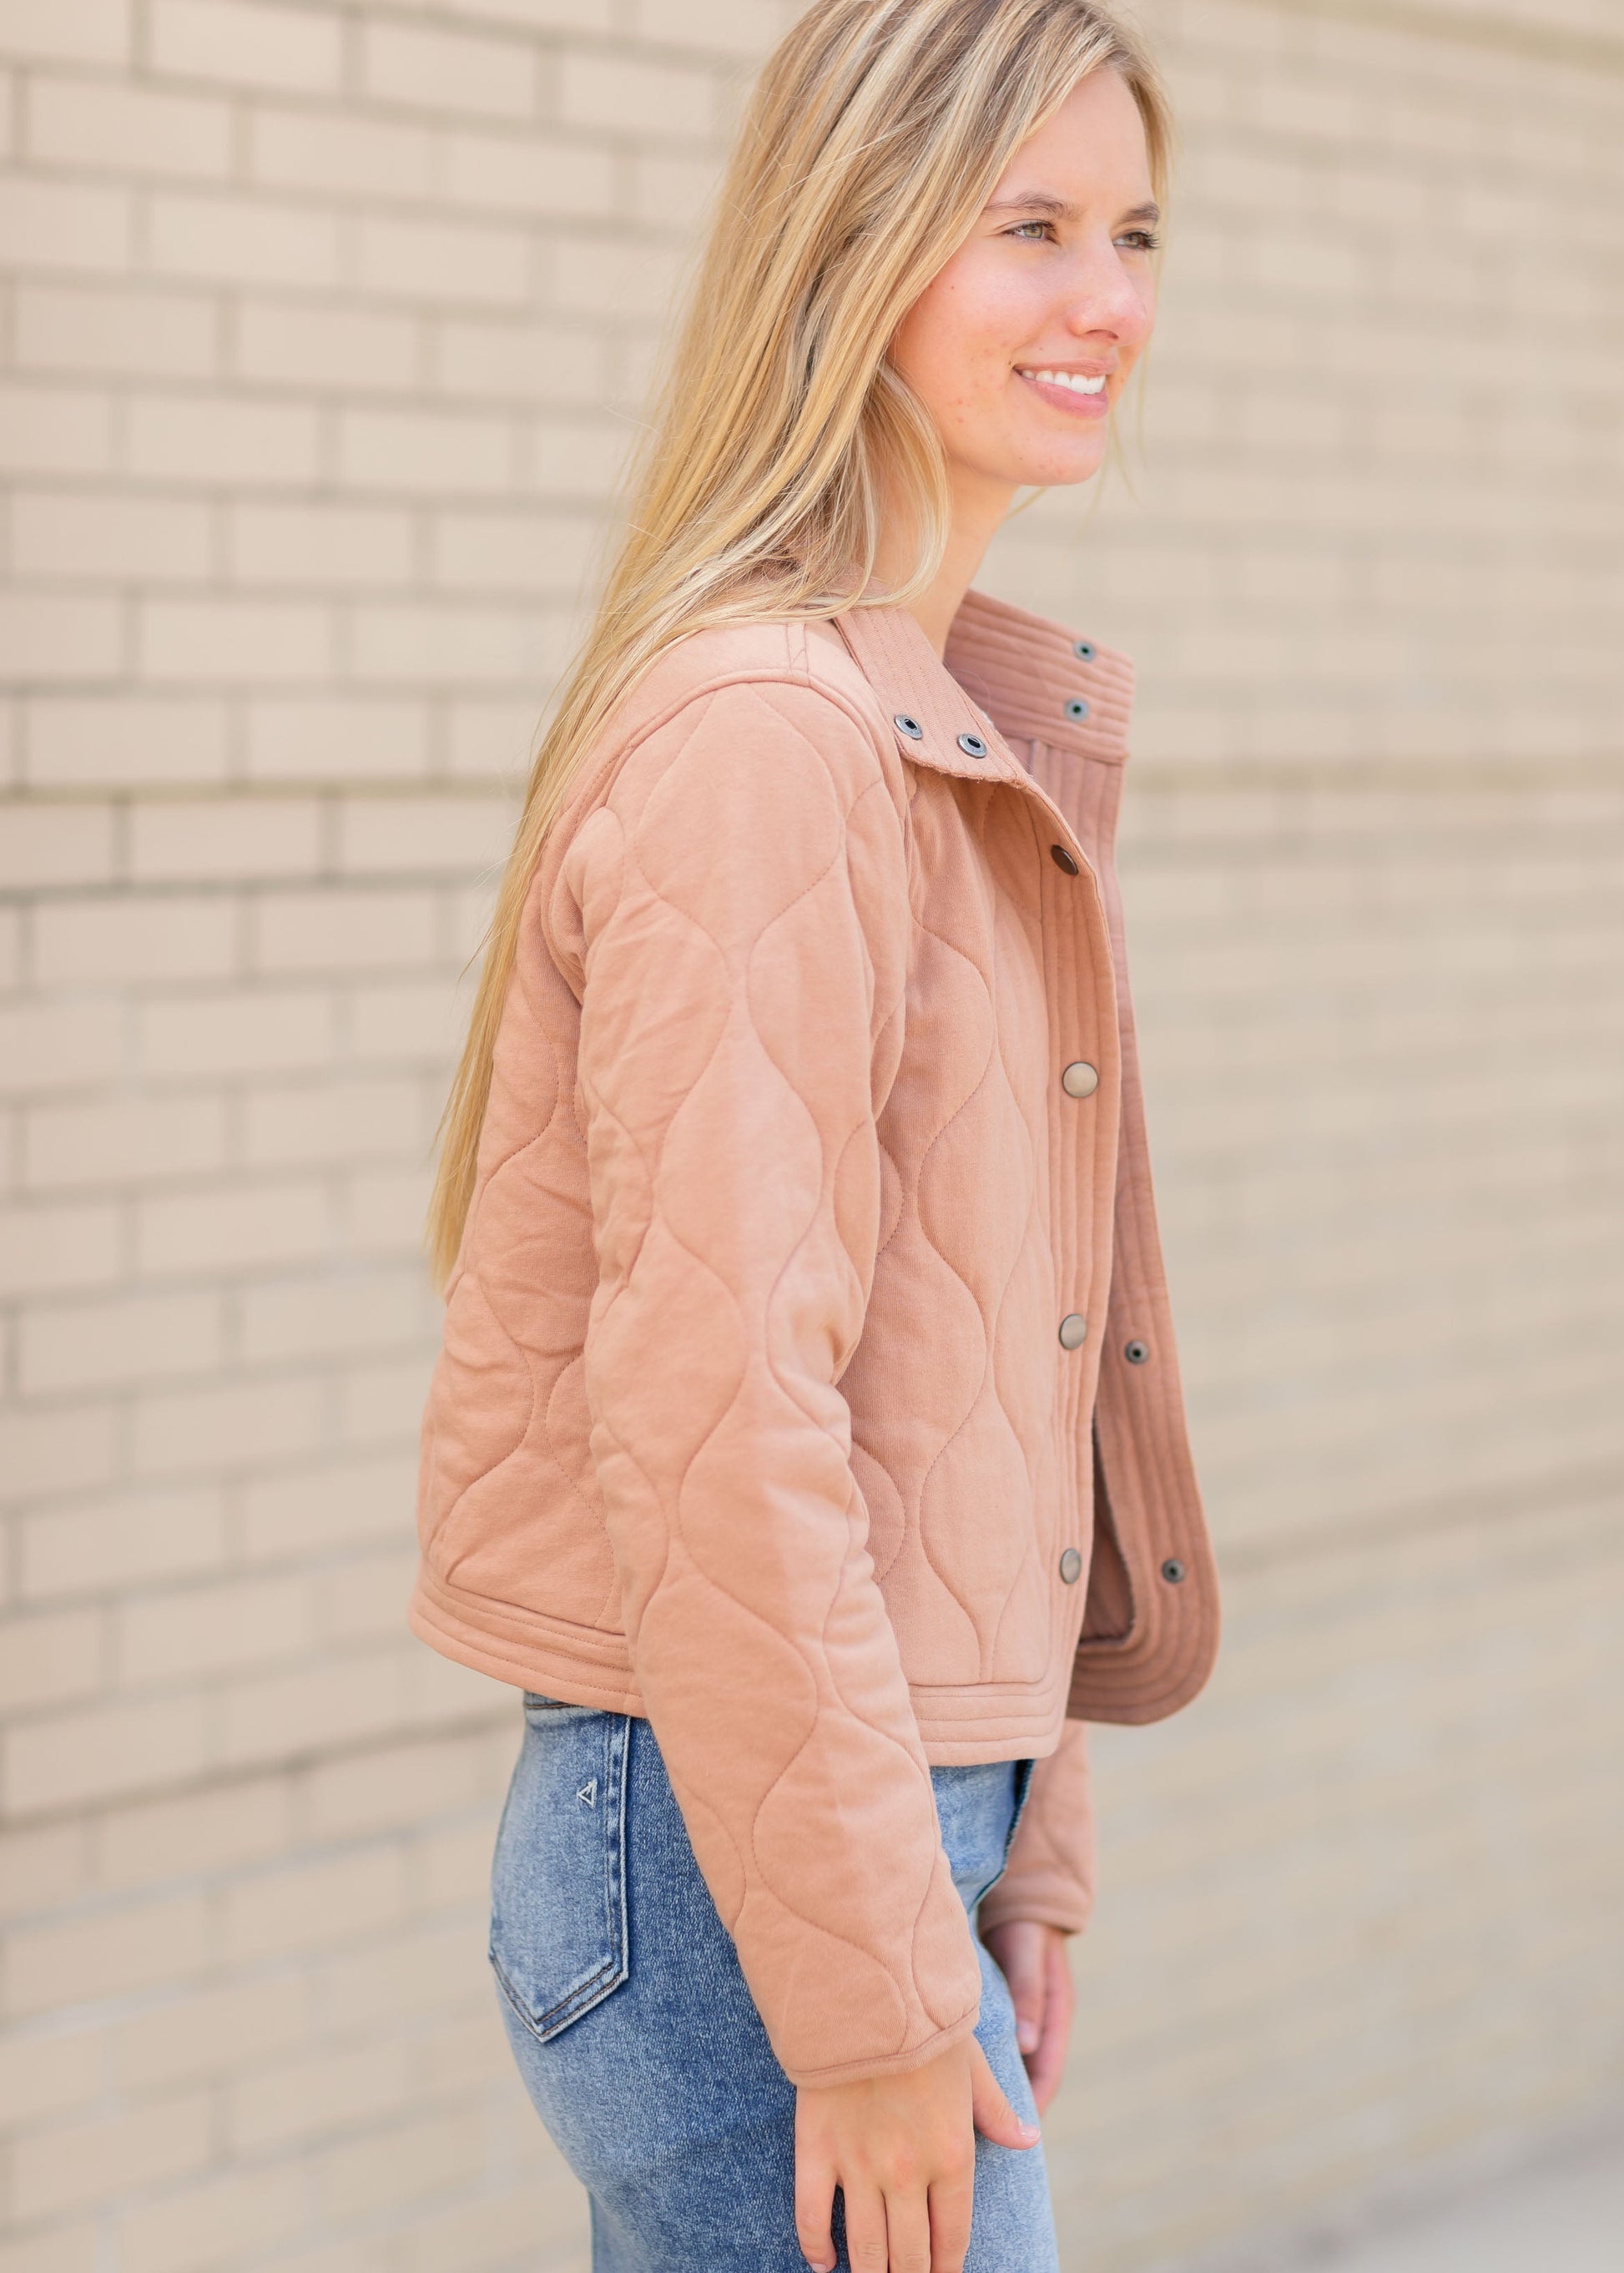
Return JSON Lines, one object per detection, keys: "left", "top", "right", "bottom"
{"left": 1060, "top": 234, "right": 1153, "bottom": 350}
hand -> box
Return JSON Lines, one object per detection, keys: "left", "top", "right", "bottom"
{"left": 979, "top": 1921, "right": 1073, "bottom": 2114}
{"left": 794, "top": 2033, "right": 1038, "bottom": 2273}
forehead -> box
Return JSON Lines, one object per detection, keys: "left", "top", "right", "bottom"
{"left": 991, "top": 68, "right": 1153, "bottom": 203}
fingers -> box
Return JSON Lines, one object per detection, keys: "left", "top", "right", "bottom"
{"left": 982, "top": 1918, "right": 1049, "bottom": 2060}
{"left": 885, "top": 2185, "right": 933, "bottom": 2273}
{"left": 1006, "top": 1927, "right": 1049, "bottom": 2059}
{"left": 844, "top": 2184, "right": 888, "bottom": 2273}
{"left": 1026, "top": 1934, "right": 1076, "bottom": 2114}
{"left": 793, "top": 2139, "right": 837, "bottom": 2273}
{"left": 967, "top": 2038, "right": 1040, "bottom": 2150}
{"left": 927, "top": 2163, "right": 976, "bottom": 2273}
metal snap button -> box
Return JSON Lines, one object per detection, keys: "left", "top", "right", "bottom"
{"left": 1059, "top": 1548, "right": 1083, "bottom": 1585}
{"left": 956, "top": 731, "right": 989, "bottom": 759}
{"left": 1160, "top": 1558, "right": 1187, "bottom": 1585}
{"left": 1062, "top": 1061, "right": 1099, "bottom": 1098}
{"left": 1064, "top": 698, "right": 1090, "bottom": 723}
{"left": 893, "top": 713, "right": 924, "bottom": 739}
{"left": 1124, "top": 1338, "right": 1149, "bottom": 1365}
{"left": 1057, "top": 1313, "right": 1087, "bottom": 1350}
{"left": 1049, "top": 844, "right": 1080, "bottom": 875}
{"left": 1073, "top": 639, "right": 1097, "bottom": 662}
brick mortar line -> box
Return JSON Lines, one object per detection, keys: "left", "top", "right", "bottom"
{"left": 321, "top": 0, "right": 764, "bottom": 79}
{"left": 1239, "top": 0, "right": 1624, "bottom": 76}
{"left": 108, "top": 0, "right": 766, "bottom": 88}
{"left": 3, "top": 759, "right": 1624, "bottom": 809}
{"left": 0, "top": 1697, "right": 512, "bottom": 1838}
{"left": 1127, "top": 759, "right": 1624, "bottom": 794}
{"left": 0, "top": 781, "right": 522, "bottom": 805}
{"left": 1217, "top": 1453, "right": 1624, "bottom": 1578}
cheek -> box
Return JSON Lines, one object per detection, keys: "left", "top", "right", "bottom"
{"left": 893, "top": 264, "right": 1035, "bottom": 410}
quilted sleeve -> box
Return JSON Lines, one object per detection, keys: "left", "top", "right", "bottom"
{"left": 565, "top": 674, "right": 986, "bottom": 2088}
{"left": 978, "top": 1719, "right": 1096, "bottom": 1938}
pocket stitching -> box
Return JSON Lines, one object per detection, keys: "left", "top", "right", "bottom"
{"left": 490, "top": 1712, "right": 631, "bottom": 2045}
{"left": 492, "top": 1946, "right": 623, "bottom": 2040}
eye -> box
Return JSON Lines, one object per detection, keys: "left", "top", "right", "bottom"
{"left": 1005, "top": 219, "right": 1057, "bottom": 244}
{"left": 1117, "top": 228, "right": 1161, "bottom": 253}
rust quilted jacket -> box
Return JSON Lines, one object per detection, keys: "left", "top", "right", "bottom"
{"left": 409, "top": 586, "right": 1218, "bottom": 2087}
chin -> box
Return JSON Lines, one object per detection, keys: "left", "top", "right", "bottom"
{"left": 1006, "top": 451, "right": 1109, "bottom": 490}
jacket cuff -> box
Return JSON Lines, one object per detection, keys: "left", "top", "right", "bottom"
{"left": 779, "top": 2001, "right": 981, "bottom": 2091}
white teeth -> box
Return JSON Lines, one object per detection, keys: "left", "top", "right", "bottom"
{"left": 1025, "top": 368, "right": 1107, "bottom": 396}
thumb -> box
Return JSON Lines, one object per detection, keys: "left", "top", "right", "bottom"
{"left": 968, "top": 2039, "right": 1040, "bottom": 2150}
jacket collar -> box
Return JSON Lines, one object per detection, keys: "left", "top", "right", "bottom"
{"left": 832, "top": 585, "right": 1134, "bottom": 785}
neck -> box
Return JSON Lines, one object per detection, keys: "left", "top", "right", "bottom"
{"left": 872, "top": 466, "right": 1017, "bottom": 659}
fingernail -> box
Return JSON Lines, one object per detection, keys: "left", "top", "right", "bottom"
{"left": 1018, "top": 2022, "right": 1039, "bottom": 2052}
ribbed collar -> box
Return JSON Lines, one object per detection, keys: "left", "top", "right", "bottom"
{"left": 832, "top": 584, "right": 1134, "bottom": 783}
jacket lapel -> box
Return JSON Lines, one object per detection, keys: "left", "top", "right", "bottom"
{"left": 831, "top": 586, "right": 1132, "bottom": 774}
{"left": 830, "top": 589, "right": 1133, "bottom": 885}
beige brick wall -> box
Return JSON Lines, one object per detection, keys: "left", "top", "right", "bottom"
{"left": 2, "top": 3, "right": 1620, "bottom": 2270}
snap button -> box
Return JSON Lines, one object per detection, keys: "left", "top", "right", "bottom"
{"left": 1057, "top": 1313, "right": 1087, "bottom": 1350}
{"left": 1064, "top": 698, "right": 1090, "bottom": 723}
{"left": 956, "top": 731, "right": 988, "bottom": 759}
{"left": 893, "top": 713, "right": 924, "bottom": 739}
{"left": 1059, "top": 1548, "right": 1083, "bottom": 1585}
{"left": 1124, "top": 1338, "right": 1149, "bottom": 1365}
{"left": 1073, "top": 639, "right": 1097, "bottom": 662}
{"left": 1160, "top": 1557, "right": 1187, "bottom": 1585}
{"left": 1049, "top": 844, "right": 1079, "bottom": 875}
{"left": 1062, "top": 1060, "right": 1098, "bottom": 1098}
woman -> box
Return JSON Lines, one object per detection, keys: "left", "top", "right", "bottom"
{"left": 410, "top": 2, "right": 1219, "bottom": 2266}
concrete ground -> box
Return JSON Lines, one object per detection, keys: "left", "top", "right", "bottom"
{"left": 1289, "top": 2134, "right": 1624, "bottom": 2272}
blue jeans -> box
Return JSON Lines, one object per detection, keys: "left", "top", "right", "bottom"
{"left": 490, "top": 1696, "right": 1058, "bottom": 2272}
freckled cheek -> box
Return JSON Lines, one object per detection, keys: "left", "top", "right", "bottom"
{"left": 911, "top": 336, "right": 1016, "bottom": 429}
{"left": 894, "top": 265, "right": 1053, "bottom": 428}
{"left": 976, "top": 273, "right": 1048, "bottom": 355}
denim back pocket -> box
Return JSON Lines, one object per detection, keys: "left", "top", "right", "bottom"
{"left": 489, "top": 1696, "right": 630, "bottom": 2044}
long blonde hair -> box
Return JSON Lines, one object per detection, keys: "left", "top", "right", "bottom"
{"left": 427, "top": 0, "right": 1171, "bottom": 1284}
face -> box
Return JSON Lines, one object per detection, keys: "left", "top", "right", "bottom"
{"left": 888, "top": 68, "right": 1160, "bottom": 507}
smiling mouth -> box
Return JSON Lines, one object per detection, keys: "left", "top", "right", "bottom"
{"left": 1016, "top": 366, "right": 1107, "bottom": 395}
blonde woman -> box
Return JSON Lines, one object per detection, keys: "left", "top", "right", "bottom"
{"left": 410, "top": 1, "right": 1219, "bottom": 2265}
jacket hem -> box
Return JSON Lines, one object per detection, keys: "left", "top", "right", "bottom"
{"left": 410, "top": 1572, "right": 1075, "bottom": 1762}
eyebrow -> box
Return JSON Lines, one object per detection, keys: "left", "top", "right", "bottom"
{"left": 984, "top": 193, "right": 1162, "bottom": 227}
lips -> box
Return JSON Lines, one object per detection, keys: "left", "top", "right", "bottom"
{"left": 1015, "top": 365, "right": 1112, "bottom": 417}
{"left": 1016, "top": 366, "right": 1107, "bottom": 395}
